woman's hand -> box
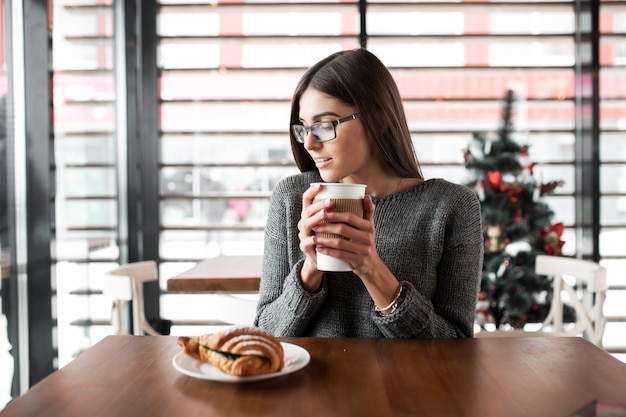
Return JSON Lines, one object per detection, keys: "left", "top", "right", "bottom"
{"left": 297, "top": 183, "right": 330, "bottom": 291}
{"left": 313, "top": 194, "right": 400, "bottom": 308}
{"left": 298, "top": 185, "right": 399, "bottom": 306}
{"left": 313, "top": 193, "right": 379, "bottom": 276}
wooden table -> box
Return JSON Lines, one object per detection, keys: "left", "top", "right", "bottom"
{"left": 166, "top": 255, "right": 262, "bottom": 293}
{"left": 2, "top": 335, "right": 625, "bottom": 417}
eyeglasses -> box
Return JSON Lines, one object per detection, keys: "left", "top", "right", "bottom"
{"left": 291, "top": 113, "right": 361, "bottom": 144}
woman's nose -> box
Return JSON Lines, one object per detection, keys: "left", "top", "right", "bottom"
{"left": 303, "top": 132, "right": 321, "bottom": 151}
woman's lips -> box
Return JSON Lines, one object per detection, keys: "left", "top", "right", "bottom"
{"left": 314, "top": 157, "right": 332, "bottom": 169}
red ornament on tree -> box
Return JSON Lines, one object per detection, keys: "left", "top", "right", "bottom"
{"left": 487, "top": 170, "right": 502, "bottom": 187}
{"left": 541, "top": 222, "right": 566, "bottom": 256}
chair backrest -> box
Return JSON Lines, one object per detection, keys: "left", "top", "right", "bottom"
{"left": 535, "top": 254, "right": 607, "bottom": 346}
{"left": 106, "top": 261, "right": 158, "bottom": 284}
{"left": 102, "top": 261, "right": 160, "bottom": 336}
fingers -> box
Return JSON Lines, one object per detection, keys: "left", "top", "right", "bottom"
{"left": 299, "top": 187, "right": 376, "bottom": 273}
{"left": 301, "top": 183, "right": 332, "bottom": 222}
{"left": 298, "top": 183, "right": 333, "bottom": 260}
{"left": 314, "top": 201, "right": 374, "bottom": 248}
{"left": 301, "top": 182, "right": 322, "bottom": 207}
{"left": 314, "top": 215, "right": 372, "bottom": 247}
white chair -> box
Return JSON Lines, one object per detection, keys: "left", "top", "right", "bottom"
{"left": 103, "top": 261, "right": 161, "bottom": 336}
{"left": 534, "top": 254, "right": 607, "bottom": 346}
{"left": 103, "top": 261, "right": 254, "bottom": 336}
{"left": 477, "top": 255, "right": 607, "bottom": 347}
{"left": 0, "top": 300, "right": 13, "bottom": 409}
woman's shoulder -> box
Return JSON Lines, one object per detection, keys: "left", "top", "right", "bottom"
{"left": 414, "top": 178, "right": 480, "bottom": 207}
{"left": 423, "top": 178, "right": 474, "bottom": 194}
{"left": 431, "top": 179, "right": 482, "bottom": 212}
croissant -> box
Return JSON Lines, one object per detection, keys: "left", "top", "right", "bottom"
{"left": 177, "top": 326, "right": 284, "bottom": 377}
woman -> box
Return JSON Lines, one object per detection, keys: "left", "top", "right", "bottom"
{"left": 254, "top": 48, "right": 483, "bottom": 338}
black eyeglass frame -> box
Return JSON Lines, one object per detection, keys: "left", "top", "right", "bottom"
{"left": 291, "top": 113, "right": 361, "bottom": 144}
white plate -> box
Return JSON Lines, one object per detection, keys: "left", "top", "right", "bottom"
{"left": 172, "top": 342, "right": 310, "bottom": 383}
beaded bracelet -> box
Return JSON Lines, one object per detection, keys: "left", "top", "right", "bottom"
{"left": 375, "top": 284, "right": 403, "bottom": 316}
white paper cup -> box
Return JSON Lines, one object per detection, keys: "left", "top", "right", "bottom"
{"left": 312, "top": 183, "right": 366, "bottom": 272}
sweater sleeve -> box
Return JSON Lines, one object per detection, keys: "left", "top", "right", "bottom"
{"left": 372, "top": 181, "right": 484, "bottom": 338}
{"left": 254, "top": 173, "right": 328, "bottom": 336}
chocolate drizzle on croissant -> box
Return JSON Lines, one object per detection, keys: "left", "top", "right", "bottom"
{"left": 177, "top": 326, "right": 284, "bottom": 377}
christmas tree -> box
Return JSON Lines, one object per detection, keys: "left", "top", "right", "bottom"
{"left": 463, "top": 90, "right": 573, "bottom": 329}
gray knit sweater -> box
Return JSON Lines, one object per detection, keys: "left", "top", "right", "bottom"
{"left": 254, "top": 170, "right": 483, "bottom": 338}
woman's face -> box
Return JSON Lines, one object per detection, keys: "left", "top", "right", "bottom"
{"left": 297, "top": 88, "right": 376, "bottom": 184}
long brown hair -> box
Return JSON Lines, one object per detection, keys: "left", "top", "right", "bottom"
{"left": 289, "top": 48, "right": 423, "bottom": 179}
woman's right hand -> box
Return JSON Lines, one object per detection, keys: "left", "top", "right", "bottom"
{"left": 297, "top": 183, "right": 330, "bottom": 291}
